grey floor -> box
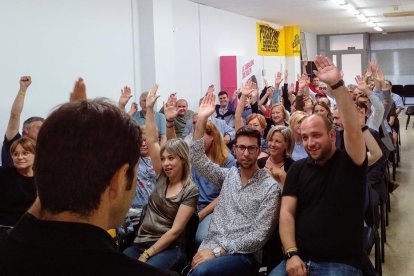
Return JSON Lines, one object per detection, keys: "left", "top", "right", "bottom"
{"left": 374, "top": 109, "right": 414, "bottom": 275}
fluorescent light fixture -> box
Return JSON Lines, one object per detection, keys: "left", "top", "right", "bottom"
{"left": 367, "top": 20, "right": 376, "bottom": 27}
{"left": 336, "top": 0, "right": 347, "bottom": 5}
{"left": 358, "top": 14, "right": 368, "bottom": 22}
{"left": 345, "top": 3, "right": 359, "bottom": 15}
{"left": 374, "top": 26, "right": 383, "bottom": 32}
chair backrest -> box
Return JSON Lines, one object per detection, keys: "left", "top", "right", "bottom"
{"left": 392, "top": 85, "right": 404, "bottom": 96}
{"left": 403, "top": 85, "right": 414, "bottom": 97}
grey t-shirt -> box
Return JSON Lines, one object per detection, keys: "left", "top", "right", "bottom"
{"left": 135, "top": 174, "right": 198, "bottom": 245}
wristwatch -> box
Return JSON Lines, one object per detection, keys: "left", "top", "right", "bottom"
{"left": 213, "top": 247, "right": 222, "bottom": 258}
{"left": 284, "top": 250, "right": 299, "bottom": 260}
{"left": 330, "top": 79, "right": 344, "bottom": 90}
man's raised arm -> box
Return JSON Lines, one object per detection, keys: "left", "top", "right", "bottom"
{"left": 314, "top": 55, "right": 365, "bottom": 165}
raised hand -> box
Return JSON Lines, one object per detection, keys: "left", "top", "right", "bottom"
{"left": 145, "top": 84, "right": 159, "bottom": 109}
{"left": 374, "top": 68, "right": 385, "bottom": 82}
{"left": 119, "top": 86, "right": 132, "bottom": 108}
{"left": 355, "top": 75, "right": 371, "bottom": 95}
{"left": 198, "top": 89, "right": 216, "bottom": 119}
{"left": 369, "top": 60, "right": 378, "bottom": 72}
{"left": 313, "top": 55, "right": 342, "bottom": 86}
{"left": 275, "top": 72, "right": 283, "bottom": 87}
{"left": 298, "top": 74, "right": 308, "bottom": 90}
{"left": 19, "top": 76, "right": 32, "bottom": 92}
{"left": 205, "top": 84, "right": 215, "bottom": 95}
{"left": 163, "top": 93, "right": 178, "bottom": 121}
{"left": 241, "top": 80, "right": 255, "bottom": 96}
{"left": 128, "top": 102, "right": 138, "bottom": 116}
{"left": 284, "top": 69, "right": 289, "bottom": 82}
{"left": 70, "top": 78, "right": 87, "bottom": 102}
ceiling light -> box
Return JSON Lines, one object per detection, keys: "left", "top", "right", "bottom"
{"left": 374, "top": 26, "right": 383, "bottom": 32}
{"left": 345, "top": 3, "right": 359, "bottom": 15}
{"left": 367, "top": 20, "right": 376, "bottom": 27}
{"left": 357, "top": 14, "right": 368, "bottom": 22}
{"left": 336, "top": 0, "right": 347, "bottom": 5}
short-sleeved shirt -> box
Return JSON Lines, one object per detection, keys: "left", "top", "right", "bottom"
{"left": 131, "top": 157, "right": 157, "bottom": 208}
{"left": 1, "top": 133, "right": 21, "bottom": 167}
{"left": 135, "top": 174, "right": 198, "bottom": 245}
{"left": 132, "top": 111, "right": 166, "bottom": 137}
{"left": 283, "top": 150, "right": 367, "bottom": 269}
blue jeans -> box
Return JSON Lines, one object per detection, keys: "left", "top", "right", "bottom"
{"left": 269, "top": 260, "right": 363, "bottom": 276}
{"left": 195, "top": 213, "right": 212, "bottom": 247}
{"left": 189, "top": 253, "right": 259, "bottom": 276}
{"left": 123, "top": 241, "right": 186, "bottom": 270}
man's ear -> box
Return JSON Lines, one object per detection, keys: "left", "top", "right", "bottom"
{"left": 22, "top": 127, "right": 29, "bottom": 135}
{"left": 108, "top": 163, "right": 130, "bottom": 200}
{"left": 329, "top": 128, "right": 336, "bottom": 142}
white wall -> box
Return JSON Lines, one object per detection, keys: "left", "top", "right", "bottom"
{"left": 304, "top": 32, "right": 318, "bottom": 59}
{"left": 0, "top": 0, "right": 137, "bottom": 135}
{"left": 0, "top": 0, "right": 302, "bottom": 135}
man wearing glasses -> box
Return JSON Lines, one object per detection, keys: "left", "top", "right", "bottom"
{"left": 189, "top": 89, "right": 280, "bottom": 275}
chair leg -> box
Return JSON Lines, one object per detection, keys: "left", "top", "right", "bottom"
{"left": 375, "top": 231, "right": 382, "bottom": 276}
{"left": 380, "top": 203, "right": 386, "bottom": 263}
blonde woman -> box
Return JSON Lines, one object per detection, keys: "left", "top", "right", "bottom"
{"left": 257, "top": 126, "right": 294, "bottom": 189}
{"left": 289, "top": 111, "right": 309, "bottom": 161}
{"left": 192, "top": 121, "right": 236, "bottom": 245}
{"left": 124, "top": 85, "right": 198, "bottom": 271}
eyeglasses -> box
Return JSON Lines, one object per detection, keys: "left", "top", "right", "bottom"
{"left": 319, "top": 87, "right": 327, "bottom": 90}
{"left": 234, "top": 145, "right": 259, "bottom": 154}
{"left": 12, "top": 151, "right": 32, "bottom": 158}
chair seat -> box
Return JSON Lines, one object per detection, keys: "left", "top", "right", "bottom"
{"left": 406, "top": 106, "right": 414, "bottom": 115}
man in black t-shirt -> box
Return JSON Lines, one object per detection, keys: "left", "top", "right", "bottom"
{"left": 269, "top": 55, "right": 367, "bottom": 276}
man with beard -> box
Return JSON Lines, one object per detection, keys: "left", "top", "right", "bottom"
{"left": 270, "top": 55, "right": 367, "bottom": 276}
{"left": 188, "top": 89, "right": 280, "bottom": 275}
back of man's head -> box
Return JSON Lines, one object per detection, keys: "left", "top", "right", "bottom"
{"left": 34, "top": 99, "right": 141, "bottom": 216}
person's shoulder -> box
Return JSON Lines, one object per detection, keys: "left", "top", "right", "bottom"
{"left": 257, "top": 156, "right": 269, "bottom": 168}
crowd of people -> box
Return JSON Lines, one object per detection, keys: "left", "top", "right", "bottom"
{"left": 0, "top": 54, "right": 404, "bottom": 276}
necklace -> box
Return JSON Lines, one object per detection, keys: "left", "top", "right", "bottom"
{"left": 269, "top": 156, "right": 285, "bottom": 168}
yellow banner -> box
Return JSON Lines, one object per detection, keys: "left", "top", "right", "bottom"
{"left": 257, "top": 23, "right": 300, "bottom": 56}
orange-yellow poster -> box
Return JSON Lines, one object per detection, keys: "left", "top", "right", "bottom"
{"left": 257, "top": 23, "right": 300, "bottom": 56}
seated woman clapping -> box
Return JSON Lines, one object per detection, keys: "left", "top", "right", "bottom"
{"left": 257, "top": 126, "right": 294, "bottom": 190}
{"left": 123, "top": 84, "right": 198, "bottom": 271}
{"left": 0, "top": 137, "right": 37, "bottom": 227}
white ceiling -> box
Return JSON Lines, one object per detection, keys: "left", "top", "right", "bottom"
{"left": 190, "top": 0, "right": 414, "bottom": 34}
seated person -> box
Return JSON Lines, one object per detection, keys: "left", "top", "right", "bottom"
{"left": 257, "top": 125, "right": 295, "bottom": 190}
{"left": 215, "top": 91, "right": 237, "bottom": 128}
{"left": 0, "top": 137, "right": 36, "bottom": 227}
{"left": 132, "top": 91, "right": 167, "bottom": 146}
{"left": 192, "top": 121, "right": 236, "bottom": 246}
{"left": 123, "top": 85, "right": 198, "bottom": 271}
{"left": 289, "top": 111, "right": 308, "bottom": 161}
{"left": 2, "top": 76, "right": 44, "bottom": 167}
{"left": 189, "top": 88, "right": 280, "bottom": 276}
{"left": 0, "top": 78, "right": 173, "bottom": 275}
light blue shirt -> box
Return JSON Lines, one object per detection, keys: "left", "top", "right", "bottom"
{"left": 292, "top": 142, "right": 308, "bottom": 161}
{"left": 132, "top": 110, "right": 166, "bottom": 137}
{"left": 183, "top": 116, "right": 235, "bottom": 141}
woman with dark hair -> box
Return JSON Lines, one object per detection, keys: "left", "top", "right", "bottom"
{"left": 313, "top": 101, "right": 333, "bottom": 123}
{"left": 0, "top": 136, "right": 36, "bottom": 227}
{"left": 124, "top": 85, "right": 198, "bottom": 271}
